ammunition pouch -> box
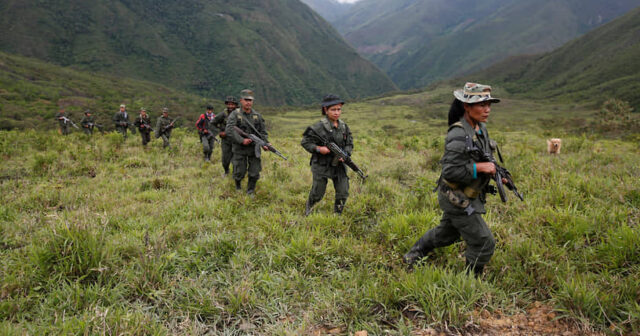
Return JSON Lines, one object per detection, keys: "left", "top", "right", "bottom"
{"left": 443, "top": 178, "right": 483, "bottom": 199}
{"left": 440, "top": 183, "right": 470, "bottom": 209}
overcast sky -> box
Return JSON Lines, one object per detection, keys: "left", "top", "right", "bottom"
{"left": 335, "top": 0, "right": 361, "bottom": 3}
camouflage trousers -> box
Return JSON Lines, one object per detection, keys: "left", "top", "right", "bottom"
{"left": 220, "top": 139, "right": 233, "bottom": 173}
{"left": 59, "top": 125, "right": 70, "bottom": 135}
{"left": 158, "top": 134, "right": 170, "bottom": 148}
{"left": 116, "top": 126, "right": 130, "bottom": 139}
{"left": 140, "top": 130, "right": 151, "bottom": 146}
{"left": 201, "top": 134, "right": 216, "bottom": 158}
{"left": 232, "top": 152, "right": 261, "bottom": 181}
{"left": 307, "top": 164, "right": 349, "bottom": 204}
{"left": 411, "top": 212, "right": 496, "bottom": 268}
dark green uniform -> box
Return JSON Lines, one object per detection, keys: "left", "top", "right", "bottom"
{"left": 113, "top": 110, "right": 133, "bottom": 138}
{"left": 225, "top": 108, "right": 268, "bottom": 190}
{"left": 55, "top": 112, "right": 70, "bottom": 135}
{"left": 156, "top": 115, "right": 174, "bottom": 148}
{"left": 80, "top": 115, "right": 95, "bottom": 135}
{"left": 196, "top": 112, "right": 217, "bottom": 161}
{"left": 134, "top": 115, "right": 153, "bottom": 146}
{"left": 301, "top": 117, "right": 353, "bottom": 213}
{"left": 406, "top": 118, "right": 496, "bottom": 274}
{"left": 212, "top": 109, "right": 234, "bottom": 173}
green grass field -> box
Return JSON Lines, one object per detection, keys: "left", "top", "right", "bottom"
{"left": 1, "top": 90, "right": 639, "bottom": 334}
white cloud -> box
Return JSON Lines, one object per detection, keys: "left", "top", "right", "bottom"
{"left": 335, "top": 0, "right": 361, "bottom": 3}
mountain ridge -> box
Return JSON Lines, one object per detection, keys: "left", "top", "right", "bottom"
{"left": 0, "top": 0, "right": 396, "bottom": 105}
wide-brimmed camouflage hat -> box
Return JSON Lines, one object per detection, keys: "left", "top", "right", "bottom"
{"left": 162, "top": 107, "right": 169, "bottom": 113}
{"left": 240, "top": 89, "right": 254, "bottom": 100}
{"left": 453, "top": 82, "right": 500, "bottom": 104}
{"left": 120, "top": 104, "right": 126, "bottom": 108}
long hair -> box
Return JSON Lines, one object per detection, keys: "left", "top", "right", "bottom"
{"left": 448, "top": 99, "right": 465, "bottom": 126}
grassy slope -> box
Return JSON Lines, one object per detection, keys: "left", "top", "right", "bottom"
{"left": 470, "top": 6, "right": 640, "bottom": 110}
{"left": 1, "top": 86, "right": 639, "bottom": 334}
{"left": 0, "top": 0, "right": 396, "bottom": 105}
{"left": 0, "top": 51, "right": 215, "bottom": 130}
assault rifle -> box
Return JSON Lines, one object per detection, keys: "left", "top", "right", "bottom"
{"left": 160, "top": 117, "right": 180, "bottom": 134}
{"left": 306, "top": 128, "right": 367, "bottom": 180}
{"left": 138, "top": 123, "right": 156, "bottom": 133}
{"left": 86, "top": 122, "right": 104, "bottom": 133}
{"left": 61, "top": 116, "right": 80, "bottom": 129}
{"left": 469, "top": 146, "right": 523, "bottom": 202}
{"left": 233, "top": 126, "right": 287, "bottom": 160}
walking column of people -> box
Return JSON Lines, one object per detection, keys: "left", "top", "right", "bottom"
{"left": 53, "top": 83, "right": 517, "bottom": 278}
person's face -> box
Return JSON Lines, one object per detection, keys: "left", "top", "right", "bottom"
{"left": 325, "top": 104, "right": 343, "bottom": 122}
{"left": 87, "top": 113, "right": 92, "bottom": 117}
{"left": 141, "top": 110, "right": 147, "bottom": 116}
{"left": 163, "top": 112, "right": 168, "bottom": 117}
{"left": 465, "top": 101, "right": 491, "bottom": 124}
{"left": 120, "top": 107, "right": 125, "bottom": 112}
{"left": 226, "top": 102, "right": 237, "bottom": 110}
{"left": 240, "top": 98, "right": 253, "bottom": 112}
{"left": 207, "top": 108, "right": 213, "bottom": 114}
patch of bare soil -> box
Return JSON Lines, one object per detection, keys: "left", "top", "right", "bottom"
{"left": 414, "top": 302, "right": 605, "bottom": 336}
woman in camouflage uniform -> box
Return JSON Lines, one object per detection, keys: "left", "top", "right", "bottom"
{"left": 403, "top": 83, "right": 503, "bottom": 277}
{"left": 301, "top": 94, "right": 353, "bottom": 215}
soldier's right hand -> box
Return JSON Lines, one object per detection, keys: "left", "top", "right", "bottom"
{"left": 316, "top": 146, "right": 331, "bottom": 155}
{"left": 242, "top": 138, "right": 253, "bottom": 145}
{"left": 219, "top": 131, "right": 226, "bottom": 137}
{"left": 476, "top": 162, "right": 497, "bottom": 175}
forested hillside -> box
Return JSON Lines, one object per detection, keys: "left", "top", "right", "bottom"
{"left": 330, "top": 0, "right": 640, "bottom": 89}
{"left": 0, "top": 51, "right": 210, "bottom": 130}
{"left": 471, "top": 6, "right": 640, "bottom": 110}
{"left": 0, "top": 0, "right": 396, "bottom": 105}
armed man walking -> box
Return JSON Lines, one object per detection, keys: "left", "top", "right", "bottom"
{"left": 156, "top": 107, "right": 176, "bottom": 149}
{"left": 80, "top": 110, "right": 96, "bottom": 135}
{"left": 55, "top": 107, "right": 71, "bottom": 135}
{"left": 113, "top": 104, "right": 134, "bottom": 139}
{"left": 196, "top": 105, "right": 217, "bottom": 162}
{"left": 225, "top": 89, "right": 270, "bottom": 195}
{"left": 212, "top": 96, "right": 239, "bottom": 175}
{"left": 134, "top": 107, "right": 153, "bottom": 147}
{"left": 403, "top": 82, "right": 504, "bottom": 278}
{"left": 301, "top": 95, "right": 353, "bottom": 215}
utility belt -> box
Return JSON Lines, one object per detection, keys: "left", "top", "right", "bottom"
{"left": 311, "top": 153, "right": 341, "bottom": 167}
{"left": 439, "top": 178, "right": 496, "bottom": 215}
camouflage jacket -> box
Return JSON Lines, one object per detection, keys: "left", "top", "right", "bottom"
{"left": 80, "top": 115, "right": 95, "bottom": 128}
{"left": 438, "top": 118, "right": 494, "bottom": 215}
{"left": 134, "top": 115, "right": 152, "bottom": 132}
{"left": 156, "top": 116, "right": 174, "bottom": 136}
{"left": 301, "top": 117, "right": 353, "bottom": 167}
{"left": 211, "top": 109, "right": 233, "bottom": 139}
{"left": 55, "top": 112, "right": 68, "bottom": 126}
{"left": 112, "top": 111, "right": 130, "bottom": 127}
{"left": 225, "top": 108, "right": 268, "bottom": 155}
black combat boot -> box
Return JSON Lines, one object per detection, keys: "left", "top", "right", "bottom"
{"left": 334, "top": 199, "right": 346, "bottom": 214}
{"left": 235, "top": 179, "right": 242, "bottom": 191}
{"left": 247, "top": 177, "right": 258, "bottom": 195}
{"left": 402, "top": 239, "right": 434, "bottom": 268}
{"left": 304, "top": 199, "right": 317, "bottom": 217}
{"left": 465, "top": 260, "right": 485, "bottom": 278}
{"left": 223, "top": 167, "right": 229, "bottom": 177}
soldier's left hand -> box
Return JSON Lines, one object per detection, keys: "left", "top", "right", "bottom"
{"left": 262, "top": 145, "right": 269, "bottom": 151}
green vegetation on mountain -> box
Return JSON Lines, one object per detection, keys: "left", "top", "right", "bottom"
{"left": 331, "top": 0, "right": 639, "bottom": 90}
{"left": 0, "top": 51, "right": 215, "bottom": 130}
{"left": 470, "top": 6, "right": 640, "bottom": 111}
{"left": 0, "top": 0, "right": 396, "bottom": 105}
{"left": 1, "top": 86, "right": 639, "bottom": 334}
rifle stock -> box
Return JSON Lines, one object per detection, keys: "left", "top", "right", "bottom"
{"left": 233, "top": 126, "right": 287, "bottom": 160}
